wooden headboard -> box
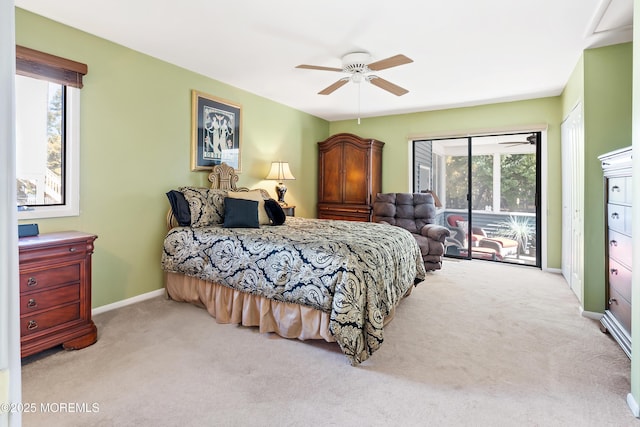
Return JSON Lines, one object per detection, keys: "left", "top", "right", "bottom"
{"left": 166, "top": 162, "right": 269, "bottom": 229}
{"left": 207, "top": 162, "right": 250, "bottom": 191}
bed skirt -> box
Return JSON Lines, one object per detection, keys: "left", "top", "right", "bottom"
{"left": 165, "top": 272, "right": 403, "bottom": 343}
{"left": 165, "top": 272, "right": 337, "bottom": 342}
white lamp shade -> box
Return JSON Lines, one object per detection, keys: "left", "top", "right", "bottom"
{"left": 265, "top": 162, "right": 295, "bottom": 181}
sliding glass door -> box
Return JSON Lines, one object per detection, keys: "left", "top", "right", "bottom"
{"left": 413, "top": 132, "right": 541, "bottom": 267}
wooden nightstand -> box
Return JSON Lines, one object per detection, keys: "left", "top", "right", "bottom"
{"left": 18, "top": 231, "right": 98, "bottom": 358}
{"left": 281, "top": 205, "right": 295, "bottom": 217}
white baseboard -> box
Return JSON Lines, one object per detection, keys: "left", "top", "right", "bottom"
{"left": 92, "top": 288, "right": 165, "bottom": 316}
{"left": 627, "top": 393, "right": 640, "bottom": 418}
{"left": 580, "top": 309, "right": 603, "bottom": 320}
{"left": 544, "top": 267, "right": 562, "bottom": 274}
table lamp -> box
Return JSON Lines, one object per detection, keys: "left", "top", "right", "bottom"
{"left": 265, "top": 161, "right": 296, "bottom": 205}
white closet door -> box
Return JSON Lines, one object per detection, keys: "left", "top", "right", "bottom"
{"left": 561, "top": 102, "right": 584, "bottom": 302}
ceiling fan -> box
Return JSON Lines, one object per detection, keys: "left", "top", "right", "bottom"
{"left": 296, "top": 52, "right": 413, "bottom": 96}
{"left": 499, "top": 133, "right": 538, "bottom": 146}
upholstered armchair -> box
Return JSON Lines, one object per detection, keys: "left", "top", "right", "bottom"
{"left": 373, "top": 193, "right": 451, "bottom": 271}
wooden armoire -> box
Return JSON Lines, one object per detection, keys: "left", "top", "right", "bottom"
{"left": 317, "top": 133, "right": 384, "bottom": 221}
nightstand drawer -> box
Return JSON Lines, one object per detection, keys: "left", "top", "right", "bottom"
{"left": 20, "top": 263, "right": 80, "bottom": 293}
{"left": 281, "top": 205, "right": 295, "bottom": 217}
{"left": 20, "top": 283, "right": 80, "bottom": 314}
{"left": 20, "top": 303, "right": 80, "bottom": 336}
{"left": 19, "top": 241, "right": 89, "bottom": 264}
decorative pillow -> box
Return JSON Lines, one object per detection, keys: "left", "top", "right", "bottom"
{"left": 456, "top": 220, "right": 469, "bottom": 234}
{"left": 223, "top": 197, "right": 259, "bottom": 228}
{"left": 227, "top": 190, "right": 270, "bottom": 225}
{"left": 208, "top": 189, "right": 228, "bottom": 223}
{"left": 264, "top": 198, "right": 286, "bottom": 225}
{"left": 179, "top": 187, "right": 226, "bottom": 227}
{"left": 166, "top": 190, "right": 191, "bottom": 226}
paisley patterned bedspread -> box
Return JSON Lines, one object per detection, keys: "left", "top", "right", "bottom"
{"left": 161, "top": 217, "right": 426, "bottom": 364}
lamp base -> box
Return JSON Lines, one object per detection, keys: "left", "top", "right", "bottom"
{"left": 276, "top": 183, "right": 288, "bottom": 205}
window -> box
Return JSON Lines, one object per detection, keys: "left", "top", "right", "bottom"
{"left": 15, "top": 46, "right": 86, "bottom": 220}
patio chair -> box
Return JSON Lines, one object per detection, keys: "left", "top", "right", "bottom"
{"left": 446, "top": 214, "right": 518, "bottom": 258}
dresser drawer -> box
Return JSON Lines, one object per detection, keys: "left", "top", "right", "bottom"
{"left": 20, "top": 263, "right": 80, "bottom": 293}
{"left": 608, "top": 177, "right": 632, "bottom": 205}
{"left": 607, "top": 204, "right": 631, "bottom": 234}
{"left": 20, "top": 303, "right": 80, "bottom": 336}
{"left": 19, "top": 241, "right": 89, "bottom": 264}
{"left": 608, "top": 229, "right": 632, "bottom": 268}
{"left": 608, "top": 287, "right": 631, "bottom": 334}
{"left": 20, "top": 283, "right": 80, "bottom": 314}
{"left": 608, "top": 258, "right": 631, "bottom": 304}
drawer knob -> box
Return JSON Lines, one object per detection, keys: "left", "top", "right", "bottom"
{"left": 610, "top": 240, "right": 618, "bottom": 247}
{"left": 611, "top": 212, "right": 619, "bottom": 219}
{"left": 610, "top": 268, "right": 619, "bottom": 276}
{"left": 27, "top": 320, "right": 38, "bottom": 330}
{"left": 27, "top": 277, "right": 37, "bottom": 287}
{"left": 609, "top": 298, "right": 617, "bottom": 306}
{"left": 612, "top": 185, "right": 620, "bottom": 192}
{"left": 69, "top": 247, "right": 77, "bottom": 252}
{"left": 27, "top": 298, "right": 37, "bottom": 308}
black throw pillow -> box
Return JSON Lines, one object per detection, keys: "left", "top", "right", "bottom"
{"left": 223, "top": 197, "right": 260, "bottom": 228}
{"left": 166, "top": 190, "right": 191, "bottom": 226}
{"left": 264, "top": 198, "right": 286, "bottom": 225}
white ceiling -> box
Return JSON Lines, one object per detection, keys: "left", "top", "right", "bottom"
{"left": 15, "top": 0, "right": 633, "bottom": 122}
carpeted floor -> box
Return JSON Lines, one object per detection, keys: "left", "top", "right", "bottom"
{"left": 21, "top": 260, "right": 636, "bottom": 426}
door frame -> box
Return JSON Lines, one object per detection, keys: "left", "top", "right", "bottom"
{"left": 409, "top": 127, "right": 547, "bottom": 269}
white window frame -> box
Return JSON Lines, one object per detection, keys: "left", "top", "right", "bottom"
{"left": 17, "top": 86, "right": 80, "bottom": 220}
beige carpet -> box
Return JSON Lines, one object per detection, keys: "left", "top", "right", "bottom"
{"left": 21, "top": 260, "right": 635, "bottom": 426}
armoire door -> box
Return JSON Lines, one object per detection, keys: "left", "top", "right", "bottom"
{"left": 319, "top": 143, "right": 343, "bottom": 204}
{"left": 342, "top": 142, "right": 370, "bottom": 205}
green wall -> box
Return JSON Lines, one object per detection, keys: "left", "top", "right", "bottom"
{"left": 16, "top": 9, "right": 329, "bottom": 308}
{"left": 330, "top": 97, "right": 563, "bottom": 268}
{"left": 583, "top": 43, "right": 633, "bottom": 313}
{"left": 560, "top": 43, "right": 633, "bottom": 313}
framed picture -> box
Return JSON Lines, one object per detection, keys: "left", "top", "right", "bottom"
{"left": 191, "top": 90, "right": 242, "bottom": 171}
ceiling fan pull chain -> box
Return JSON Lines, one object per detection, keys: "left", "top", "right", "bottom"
{"left": 357, "top": 81, "right": 361, "bottom": 125}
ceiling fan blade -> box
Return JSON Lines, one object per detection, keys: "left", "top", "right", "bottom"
{"left": 296, "top": 64, "right": 343, "bottom": 72}
{"left": 318, "top": 78, "right": 349, "bottom": 95}
{"left": 368, "top": 76, "right": 409, "bottom": 96}
{"left": 368, "top": 54, "right": 413, "bottom": 71}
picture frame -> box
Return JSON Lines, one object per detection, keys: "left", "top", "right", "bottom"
{"left": 191, "top": 90, "right": 242, "bottom": 171}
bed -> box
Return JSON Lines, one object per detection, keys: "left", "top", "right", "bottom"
{"left": 162, "top": 163, "right": 427, "bottom": 365}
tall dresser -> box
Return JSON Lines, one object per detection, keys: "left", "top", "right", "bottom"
{"left": 599, "top": 146, "right": 632, "bottom": 358}
{"left": 317, "top": 133, "right": 384, "bottom": 221}
{"left": 19, "top": 231, "right": 98, "bottom": 358}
